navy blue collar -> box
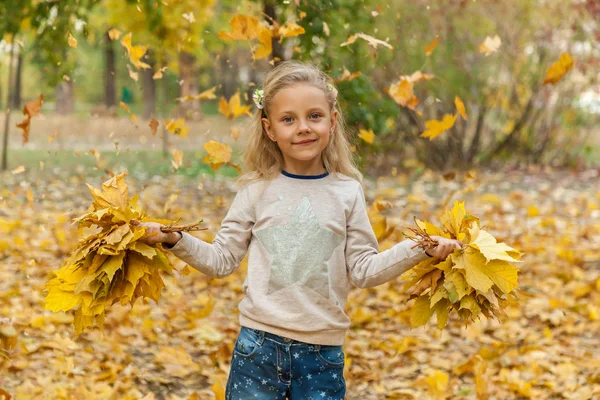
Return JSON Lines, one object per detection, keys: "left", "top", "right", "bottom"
{"left": 281, "top": 170, "right": 329, "bottom": 180}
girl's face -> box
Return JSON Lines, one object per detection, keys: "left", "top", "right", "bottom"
{"left": 262, "top": 84, "right": 337, "bottom": 173}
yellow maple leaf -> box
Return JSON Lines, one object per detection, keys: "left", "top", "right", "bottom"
{"left": 388, "top": 78, "right": 418, "bottom": 109}
{"left": 203, "top": 140, "right": 232, "bottom": 165}
{"left": 358, "top": 129, "right": 375, "bottom": 144}
{"left": 421, "top": 114, "right": 457, "bottom": 140}
{"left": 278, "top": 21, "right": 305, "bottom": 40}
{"left": 411, "top": 295, "right": 435, "bottom": 327}
{"left": 543, "top": 52, "right": 574, "bottom": 85}
{"left": 218, "top": 92, "right": 252, "bottom": 119}
{"left": 176, "top": 86, "right": 217, "bottom": 103}
{"left": 218, "top": 14, "right": 260, "bottom": 41}
{"left": 163, "top": 118, "right": 189, "bottom": 137}
{"left": 253, "top": 25, "right": 273, "bottom": 60}
{"left": 120, "top": 32, "right": 151, "bottom": 70}
{"left": 455, "top": 96, "right": 467, "bottom": 120}
{"left": 469, "top": 227, "right": 522, "bottom": 263}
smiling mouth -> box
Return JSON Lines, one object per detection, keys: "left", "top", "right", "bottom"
{"left": 294, "top": 139, "right": 317, "bottom": 145}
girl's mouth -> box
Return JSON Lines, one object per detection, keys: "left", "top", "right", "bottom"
{"left": 294, "top": 139, "right": 317, "bottom": 145}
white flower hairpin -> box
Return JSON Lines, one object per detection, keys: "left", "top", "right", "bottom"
{"left": 327, "top": 83, "right": 338, "bottom": 104}
{"left": 253, "top": 89, "right": 264, "bottom": 110}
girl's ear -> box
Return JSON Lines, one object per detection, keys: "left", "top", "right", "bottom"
{"left": 262, "top": 117, "right": 277, "bottom": 142}
{"left": 330, "top": 109, "right": 338, "bottom": 132}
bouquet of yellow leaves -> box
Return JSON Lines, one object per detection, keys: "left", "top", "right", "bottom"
{"left": 44, "top": 173, "right": 204, "bottom": 335}
{"left": 402, "top": 201, "right": 522, "bottom": 329}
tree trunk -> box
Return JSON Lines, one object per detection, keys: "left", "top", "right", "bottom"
{"left": 2, "top": 42, "right": 17, "bottom": 171}
{"left": 162, "top": 65, "right": 169, "bottom": 157}
{"left": 142, "top": 50, "right": 156, "bottom": 119}
{"left": 177, "top": 51, "right": 200, "bottom": 119}
{"left": 56, "top": 80, "right": 74, "bottom": 114}
{"left": 104, "top": 30, "right": 117, "bottom": 109}
{"left": 12, "top": 51, "right": 23, "bottom": 109}
{"left": 0, "top": 62, "right": 3, "bottom": 111}
{"left": 264, "top": 1, "right": 285, "bottom": 64}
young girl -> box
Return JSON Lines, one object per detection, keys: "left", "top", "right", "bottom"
{"left": 140, "top": 60, "right": 462, "bottom": 399}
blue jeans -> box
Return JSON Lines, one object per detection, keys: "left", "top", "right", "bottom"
{"left": 225, "top": 326, "right": 346, "bottom": 399}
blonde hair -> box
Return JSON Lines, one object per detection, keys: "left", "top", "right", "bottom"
{"left": 237, "top": 60, "right": 362, "bottom": 186}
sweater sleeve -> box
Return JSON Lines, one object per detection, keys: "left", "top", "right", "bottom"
{"left": 165, "top": 185, "right": 255, "bottom": 278}
{"left": 345, "top": 184, "right": 430, "bottom": 288}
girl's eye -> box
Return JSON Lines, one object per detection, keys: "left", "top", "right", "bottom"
{"left": 283, "top": 117, "right": 293, "bottom": 123}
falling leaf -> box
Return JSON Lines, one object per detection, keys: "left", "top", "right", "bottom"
{"left": 424, "top": 36, "right": 439, "bottom": 56}
{"left": 120, "top": 32, "right": 151, "bottom": 70}
{"left": 455, "top": 96, "right": 467, "bottom": 120}
{"left": 11, "top": 166, "right": 25, "bottom": 174}
{"left": 253, "top": 25, "right": 273, "bottom": 60}
{"left": 120, "top": 102, "right": 130, "bottom": 112}
{"left": 163, "top": 119, "right": 189, "bottom": 137}
{"left": 388, "top": 78, "right": 416, "bottom": 109}
{"left": 203, "top": 141, "right": 232, "bottom": 165}
{"left": 230, "top": 127, "right": 240, "bottom": 141}
{"left": 16, "top": 94, "right": 44, "bottom": 144}
{"left": 479, "top": 35, "right": 501, "bottom": 56}
{"left": 67, "top": 32, "right": 77, "bottom": 48}
{"left": 218, "top": 14, "right": 261, "bottom": 41}
{"left": 153, "top": 67, "right": 167, "bottom": 80}
{"left": 182, "top": 12, "right": 195, "bottom": 23}
{"left": 171, "top": 149, "right": 183, "bottom": 170}
{"left": 176, "top": 86, "right": 217, "bottom": 103}
{"left": 421, "top": 114, "right": 458, "bottom": 140}
{"left": 218, "top": 93, "right": 252, "bottom": 120}
{"left": 340, "top": 32, "right": 393, "bottom": 49}
{"left": 149, "top": 118, "right": 159, "bottom": 136}
{"left": 278, "top": 21, "right": 305, "bottom": 40}
{"left": 543, "top": 53, "right": 574, "bottom": 85}
{"left": 108, "top": 28, "right": 121, "bottom": 40}
{"left": 126, "top": 64, "right": 138, "bottom": 82}
{"left": 359, "top": 129, "right": 375, "bottom": 144}
{"left": 334, "top": 67, "right": 361, "bottom": 83}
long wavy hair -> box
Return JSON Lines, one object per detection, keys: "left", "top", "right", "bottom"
{"left": 237, "top": 60, "right": 362, "bottom": 186}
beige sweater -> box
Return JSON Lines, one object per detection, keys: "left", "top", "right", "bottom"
{"left": 167, "top": 171, "right": 430, "bottom": 345}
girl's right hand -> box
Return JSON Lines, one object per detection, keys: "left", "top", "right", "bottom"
{"left": 137, "top": 222, "right": 182, "bottom": 246}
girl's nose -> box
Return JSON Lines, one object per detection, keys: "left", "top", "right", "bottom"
{"left": 298, "top": 119, "right": 310, "bottom": 133}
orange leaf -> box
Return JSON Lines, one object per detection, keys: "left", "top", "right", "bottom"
{"left": 421, "top": 114, "right": 457, "bottom": 140}
{"left": 149, "top": 118, "right": 159, "bottom": 136}
{"left": 203, "top": 141, "right": 232, "bottom": 165}
{"left": 23, "top": 94, "right": 44, "bottom": 118}
{"left": 253, "top": 25, "right": 273, "bottom": 60}
{"left": 543, "top": 53, "right": 574, "bottom": 85}
{"left": 424, "top": 36, "right": 439, "bottom": 56}
{"left": 333, "top": 67, "right": 361, "bottom": 83}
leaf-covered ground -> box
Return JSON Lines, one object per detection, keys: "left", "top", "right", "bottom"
{"left": 1, "top": 166, "right": 599, "bottom": 399}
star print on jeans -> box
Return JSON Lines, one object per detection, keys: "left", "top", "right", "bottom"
{"left": 255, "top": 196, "right": 343, "bottom": 299}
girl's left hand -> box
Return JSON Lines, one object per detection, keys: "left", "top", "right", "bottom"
{"left": 425, "top": 235, "right": 464, "bottom": 260}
